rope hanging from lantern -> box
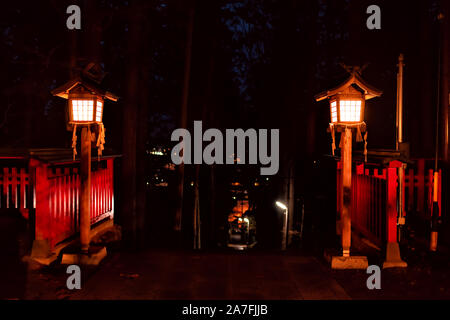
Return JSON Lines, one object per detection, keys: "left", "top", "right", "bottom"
{"left": 356, "top": 125, "right": 363, "bottom": 143}
{"left": 364, "top": 131, "right": 368, "bottom": 162}
{"left": 72, "top": 124, "right": 77, "bottom": 161}
{"left": 330, "top": 124, "right": 367, "bottom": 161}
{"left": 339, "top": 128, "right": 344, "bottom": 149}
{"left": 329, "top": 123, "right": 336, "bottom": 156}
{"left": 96, "top": 123, "right": 106, "bottom": 159}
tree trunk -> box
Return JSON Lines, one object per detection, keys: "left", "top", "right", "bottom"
{"left": 193, "top": 164, "right": 201, "bottom": 249}
{"left": 121, "top": 0, "right": 143, "bottom": 248}
{"left": 174, "top": 3, "right": 195, "bottom": 233}
{"left": 136, "top": 81, "right": 149, "bottom": 248}
{"left": 440, "top": 0, "right": 449, "bottom": 161}
{"left": 83, "top": 0, "right": 103, "bottom": 64}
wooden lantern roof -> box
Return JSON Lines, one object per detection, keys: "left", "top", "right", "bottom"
{"left": 315, "top": 71, "right": 382, "bottom": 102}
{"left": 51, "top": 63, "right": 118, "bottom": 102}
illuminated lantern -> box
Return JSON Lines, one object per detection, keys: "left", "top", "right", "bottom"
{"left": 52, "top": 70, "right": 117, "bottom": 125}
{"left": 51, "top": 64, "right": 118, "bottom": 158}
{"left": 315, "top": 68, "right": 382, "bottom": 159}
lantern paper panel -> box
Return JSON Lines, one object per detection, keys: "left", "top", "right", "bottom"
{"left": 96, "top": 101, "right": 103, "bottom": 122}
{"left": 339, "top": 100, "right": 361, "bottom": 122}
{"left": 330, "top": 101, "right": 338, "bottom": 123}
{"left": 72, "top": 99, "right": 94, "bottom": 122}
{"left": 329, "top": 99, "right": 363, "bottom": 123}
{"left": 69, "top": 98, "right": 104, "bottom": 124}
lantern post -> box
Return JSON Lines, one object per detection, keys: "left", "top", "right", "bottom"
{"left": 315, "top": 67, "right": 382, "bottom": 268}
{"left": 341, "top": 126, "right": 352, "bottom": 257}
{"left": 52, "top": 64, "right": 117, "bottom": 258}
{"left": 80, "top": 126, "right": 91, "bottom": 252}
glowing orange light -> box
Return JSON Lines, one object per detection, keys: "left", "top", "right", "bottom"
{"left": 228, "top": 199, "right": 249, "bottom": 222}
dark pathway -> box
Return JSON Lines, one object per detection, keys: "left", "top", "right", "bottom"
{"left": 66, "top": 250, "right": 350, "bottom": 300}
{"left": 21, "top": 247, "right": 450, "bottom": 300}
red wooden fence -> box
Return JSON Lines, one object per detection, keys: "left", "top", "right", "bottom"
{"left": 337, "top": 162, "right": 391, "bottom": 246}
{"left": 1, "top": 157, "right": 114, "bottom": 249}
{"left": 337, "top": 159, "right": 441, "bottom": 246}
{"left": 0, "top": 165, "right": 30, "bottom": 218}
{"left": 352, "top": 166, "right": 386, "bottom": 246}
{"left": 404, "top": 159, "right": 442, "bottom": 218}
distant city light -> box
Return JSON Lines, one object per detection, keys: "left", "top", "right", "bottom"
{"left": 149, "top": 150, "right": 164, "bottom": 156}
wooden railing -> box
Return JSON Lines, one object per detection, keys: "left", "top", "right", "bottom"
{"left": 337, "top": 159, "right": 441, "bottom": 246}
{"left": 337, "top": 162, "right": 392, "bottom": 246}
{"left": 351, "top": 167, "right": 387, "bottom": 246}
{"left": 0, "top": 163, "right": 31, "bottom": 218}
{"left": 1, "top": 157, "right": 114, "bottom": 249}
{"left": 404, "top": 159, "right": 442, "bottom": 218}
